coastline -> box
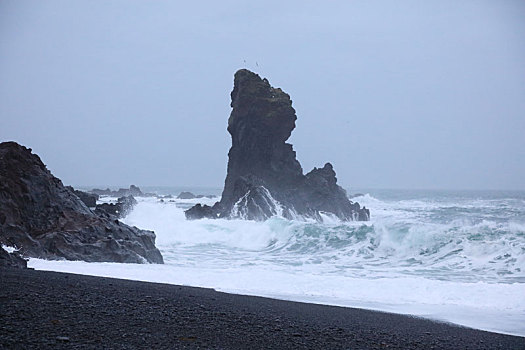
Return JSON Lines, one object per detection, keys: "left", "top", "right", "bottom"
{"left": 1, "top": 268, "right": 523, "bottom": 349}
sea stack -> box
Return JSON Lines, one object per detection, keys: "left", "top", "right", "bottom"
{"left": 0, "top": 142, "right": 163, "bottom": 263}
{"left": 186, "top": 69, "right": 369, "bottom": 221}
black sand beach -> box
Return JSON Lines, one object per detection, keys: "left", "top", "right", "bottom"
{"left": 1, "top": 268, "right": 523, "bottom": 349}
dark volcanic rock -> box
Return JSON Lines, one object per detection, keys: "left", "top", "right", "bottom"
{"left": 186, "top": 69, "right": 369, "bottom": 222}
{"left": 0, "top": 247, "right": 27, "bottom": 268}
{"left": 95, "top": 195, "right": 138, "bottom": 219}
{"left": 65, "top": 186, "right": 99, "bottom": 208}
{"left": 185, "top": 203, "right": 217, "bottom": 220}
{"left": 0, "top": 142, "right": 163, "bottom": 263}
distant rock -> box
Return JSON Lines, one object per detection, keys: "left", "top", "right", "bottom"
{"left": 177, "top": 191, "right": 196, "bottom": 199}
{"left": 90, "top": 185, "right": 155, "bottom": 198}
{"left": 128, "top": 185, "right": 142, "bottom": 196}
{"left": 186, "top": 70, "right": 369, "bottom": 222}
{"left": 197, "top": 194, "right": 216, "bottom": 199}
{"left": 90, "top": 188, "right": 114, "bottom": 196}
{"left": 0, "top": 142, "right": 163, "bottom": 264}
{"left": 176, "top": 192, "right": 215, "bottom": 200}
{"left": 66, "top": 186, "right": 99, "bottom": 207}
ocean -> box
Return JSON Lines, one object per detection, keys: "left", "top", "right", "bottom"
{"left": 28, "top": 188, "right": 525, "bottom": 336}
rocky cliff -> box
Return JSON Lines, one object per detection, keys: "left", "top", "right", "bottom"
{"left": 186, "top": 69, "right": 369, "bottom": 221}
{"left": 0, "top": 142, "right": 163, "bottom": 263}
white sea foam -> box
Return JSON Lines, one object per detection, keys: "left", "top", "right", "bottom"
{"left": 29, "top": 191, "right": 525, "bottom": 337}
{"left": 2, "top": 245, "right": 19, "bottom": 253}
{"left": 28, "top": 258, "right": 525, "bottom": 336}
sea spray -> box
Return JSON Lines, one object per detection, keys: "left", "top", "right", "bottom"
{"left": 123, "top": 195, "right": 525, "bottom": 283}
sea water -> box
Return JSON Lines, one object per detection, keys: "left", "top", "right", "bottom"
{"left": 28, "top": 188, "right": 525, "bottom": 336}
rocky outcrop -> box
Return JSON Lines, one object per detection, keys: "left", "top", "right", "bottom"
{"left": 66, "top": 186, "right": 99, "bottom": 208}
{"left": 95, "top": 195, "right": 138, "bottom": 219}
{"left": 0, "top": 247, "right": 27, "bottom": 268}
{"left": 186, "top": 70, "right": 369, "bottom": 222}
{"left": 0, "top": 142, "right": 163, "bottom": 263}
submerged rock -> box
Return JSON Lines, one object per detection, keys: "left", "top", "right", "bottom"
{"left": 0, "top": 142, "right": 163, "bottom": 263}
{"left": 186, "top": 69, "right": 369, "bottom": 222}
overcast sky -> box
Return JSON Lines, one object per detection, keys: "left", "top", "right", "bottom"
{"left": 1, "top": 1, "right": 524, "bottom": 190}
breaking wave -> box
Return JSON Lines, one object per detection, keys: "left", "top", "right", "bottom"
{"left": 123, "top": 194, "right": 525, "bottom": 284}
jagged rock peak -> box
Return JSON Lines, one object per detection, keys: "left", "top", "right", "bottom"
{"left": 185, "top": 70, "right": 369, "bottom": 222}
{"left": 229, "top": 69, "right": 297, "bottom": 143}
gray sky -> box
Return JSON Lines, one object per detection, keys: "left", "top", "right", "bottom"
{"left": 1, "top": 1, "right": 524, "bottom": 190}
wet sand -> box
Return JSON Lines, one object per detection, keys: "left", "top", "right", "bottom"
{"left": 1, "top": 268, "right": 523, "bottom": 349}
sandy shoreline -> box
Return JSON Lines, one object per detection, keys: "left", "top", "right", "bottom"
{"left": 1, "top": 268, "right": 523, "bottom": 349}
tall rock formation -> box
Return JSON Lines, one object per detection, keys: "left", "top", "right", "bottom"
{"left": 0, "top": 142, "right": 163, "bottom": 263}
{"left": 186, "top": 69, "right": 369, "bottom": 221}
